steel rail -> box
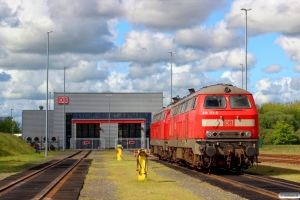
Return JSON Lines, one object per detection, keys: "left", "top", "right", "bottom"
{"left": 206, "top": 173, "right": 279, "bottom": 199}
{"left": 259, "top": 154, "right": 300, "bottom": 165}
{"left": 33, "top": 150, "right": 92, "bottom": 200}
{"left": 154, "top": 159, "right": 296, "bottom": 199}
{"left": 241, "top": 173, "right": 300, "bottom": 191}
{"left": 0, "top": 150, "right": 83, "bottom": 195}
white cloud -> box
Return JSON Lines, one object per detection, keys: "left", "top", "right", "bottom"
{"left": 194, "top": 48, "right": 256, "bottom": 72}
{"left": 175, "top": 21, "right": 242, "bottom": 51}
{"left": 276, "top": 36, "right": 300, "bottom": 72}
{"left": 253, "top": 77, "right": 300, "bottom": 104}
{"left": 221, "top": 71, "right": 244, "bottom": 88}
{"left": 290, "top": 76, "right": 300, "bottom": 90}
{"left": 67, "top": 61, "right": 109, "bottom": 82}
{"left": 226, "top": 0, "right": 300, "bottom": 35}
{"left": 123, "top": 0, "right": 225, "bottom": 30}
{"left": 261, "top": 64, "right": 282, "bottom": 73}
{"left": 103, "top": 30, "right": 205, "bottom": 65}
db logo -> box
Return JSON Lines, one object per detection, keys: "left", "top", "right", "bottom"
{"left": 58, "top": 96, "right": 69, "bottom": 104}
{"left": 224, "top": 120, "right": 233, "bottom": 126}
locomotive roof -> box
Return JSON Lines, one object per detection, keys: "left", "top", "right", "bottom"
{"left": 196, "top": 83, "right": 251, "bottom": 95}
{"left": 154, "top": 104, "right": 172, "bottom": 115}
{"left": 154, "top": 83, "right": 251, "bottom": 114}
{"left": 171, "top": 83, "right": 251, "bottom": 106}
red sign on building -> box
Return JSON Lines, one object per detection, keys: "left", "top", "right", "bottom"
{"left": 58, "top": 96, "right": 69, "bottom": 104}
{"left": 82, "top": 141, "right": 90, "bottom": 145}
{"left": 129, "top": 141, "right": 135, "bottom": 144}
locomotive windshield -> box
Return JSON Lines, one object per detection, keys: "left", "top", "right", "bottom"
{"left": 204, "top": 96, "right": 226, "bottom": 108}
{"left": 229, "top": 96, "right": 251, "bottom": 108}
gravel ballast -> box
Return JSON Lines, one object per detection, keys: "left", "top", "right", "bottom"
{"left": 79, "top": 150, "right": 248, "bottom": 200}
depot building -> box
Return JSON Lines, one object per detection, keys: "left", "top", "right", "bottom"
{"left": 22, "top": 92, "right": 163, "bottom": 150}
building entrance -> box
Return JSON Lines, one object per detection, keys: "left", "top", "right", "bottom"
{"left": 76, "top": 124, "right": 100, "bottom": 138}
{"left": 118, "top": 123, "right": 141, "bottom": 138}
{"left": 71, "top": 118, "right": 147, "bottom": 149}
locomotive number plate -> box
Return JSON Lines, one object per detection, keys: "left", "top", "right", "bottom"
{"left": 224, "top": 120, "right": 234, "bottom": 126}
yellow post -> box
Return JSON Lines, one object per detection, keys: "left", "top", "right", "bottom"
{"left": 116, "top": 144, "right": 123, "bottom": 161}
{"left": 136, "top": 149, "right": 148, "bottom": 181}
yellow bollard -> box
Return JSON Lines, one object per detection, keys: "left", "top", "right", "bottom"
{"left": 116, "top": 144, "right": 123, "bottom": 161}
{"left": 136, "top": 149, "right": 148, "bottom": 181}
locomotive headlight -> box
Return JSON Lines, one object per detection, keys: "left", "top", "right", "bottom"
{"left": 245, "top": 131, "right": 251, "bottom": 137}
{"left": 206, "top": 131, "right": 212, "bottom": 138}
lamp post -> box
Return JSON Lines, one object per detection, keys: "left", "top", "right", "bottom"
{"left": 11, "top": 109, "right": 13, "bottom": 134}
{"left": 63, "top": 66, "right": 67, "bottom": 151}
{"left": 240, "top": 64, "right": 243, "bottom": 89}
{"left": 106, "top": 94, "right": 112, "bottom": 149}
{"left": 49, "top": 92, "right": 51, "bottom": 110}
{"left": 45, "top": 30, "right": 52, "bottom": 157}
{"left": 168, "top": 52, "right": 175, "bottom": 103}
{"left": 241, "top": 8, "right": 251, "bottom": 91}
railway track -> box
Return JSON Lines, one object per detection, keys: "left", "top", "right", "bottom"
{"left": 150, "top": 156, "right": 300, "bottom": 200}
{"left": 0, "top": 150, "right": 92, "bottom": 200}
{"left": 259, "top": 154, "right": 300, "bottom": 165}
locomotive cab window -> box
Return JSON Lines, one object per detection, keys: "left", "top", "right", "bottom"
{"left": 229, "top": 96, "right": 251, "bottom": 108}
{"left": 204, "top": 96, "right": 226, "bottom": 108}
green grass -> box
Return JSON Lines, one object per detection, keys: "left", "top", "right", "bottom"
{"left": 0, "top": 151, "right": 62, "bottom": 172}
{"left": 0, "top": 132, "right": 63, "bottom": 172}
{"left": 259, "top": 145, "right": 300, "bottom": 154}
{"left": 0, "top": 133, "right": 35, "bottom": 156}
{"left": 82, "top": 151, "right": 204, "bottom": 200}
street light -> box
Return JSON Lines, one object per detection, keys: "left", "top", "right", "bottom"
{"left": 240, "top": 64, "right": 243, "bottom": 89}
{"left": 168, "top": 52, "right": 175, "bottom": 103}
{"left": 49, "top": 92, "right": 51, "bottom": 110}
{"left": 63, "top": 66, "right": 67, "bottom": 151}
{"left": 241, "top": 8, "right": 251, "bottom": 91}
{"left": 45, "top": 30, "right": 52, "bottom": 157}
{"left": 11, "top": 109, "right": 13, "bottom": 134}
{"left": 106, "top": 94, "right": 112, "bottom": 149}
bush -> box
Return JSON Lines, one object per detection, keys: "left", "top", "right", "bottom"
{"left": 259, "top": 111, "right": 299, "bottom": 131}
{"left": 294, "top": 129, "right": 300, "bottom": 144}
{"left": 0, "top": 117, "right": 21, "bottom": 133}
{"left": 259, "top": 128, "right": 273, "bottom": 145}
{"left": 269, "top": 120, "right": 298, "bottom": 145}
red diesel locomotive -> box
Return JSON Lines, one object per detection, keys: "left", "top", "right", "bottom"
{"left": 150, "top": 83, "right": 259, "bottom": 172}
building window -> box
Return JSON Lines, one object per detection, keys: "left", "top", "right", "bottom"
{"left": 118, "top": 123, "right": 141, "bottom": 138}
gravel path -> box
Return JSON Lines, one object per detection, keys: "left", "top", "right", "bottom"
{"left": 79, "top": 150, "right": 117, "bottom": 200}
{"left": 150, "top": 162, "right": 247, "bottom": 200}
{"left": 79, "top": 151, "right": 248, "bottom": 200}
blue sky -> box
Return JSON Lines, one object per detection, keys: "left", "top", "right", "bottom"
{"left": 1, "top": 0, "right": 300, "bottom": 124}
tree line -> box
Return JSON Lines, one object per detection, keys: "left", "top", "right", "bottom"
{"left": 0, "top": 117, "right": 21, "bottom": 133}
{"left": 257, "top": 100, "right": 300, "bottom": 145}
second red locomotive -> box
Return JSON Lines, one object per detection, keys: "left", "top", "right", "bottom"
{"left": 150, "top": 83, "right": 259, "bottom": 172}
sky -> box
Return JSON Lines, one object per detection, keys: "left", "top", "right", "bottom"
{"left": 1, "top": 0, "right": 300, "bottom": 125}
